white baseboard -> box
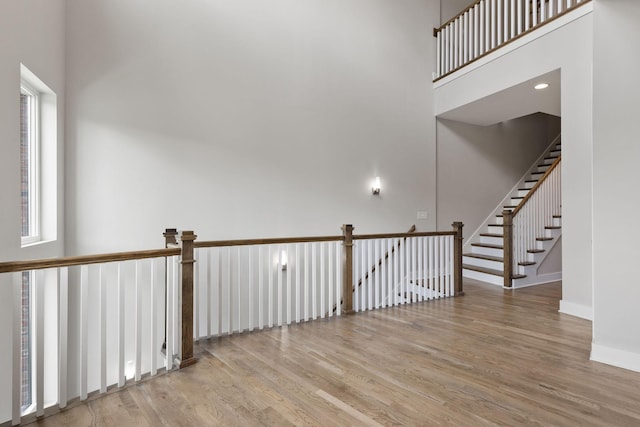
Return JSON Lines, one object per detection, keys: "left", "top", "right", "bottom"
{"left": 591, "top": 343, "right": 640, "bottom": 373}
{"left": 558, "top": 300, "right": 593, "bottom": 320}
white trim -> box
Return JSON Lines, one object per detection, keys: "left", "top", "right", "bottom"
{"left": 591, "top": 343, "right": 640, "bottom": 373}
{"left": 510, "top": 272, "right": 562, "bottom": 288}
{"left": 559, "top": 299, "right": 593, "bottom": 320}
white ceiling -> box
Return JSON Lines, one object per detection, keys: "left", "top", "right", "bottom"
{"left": 437, "top": 69, "right": 561, "bottom": 126}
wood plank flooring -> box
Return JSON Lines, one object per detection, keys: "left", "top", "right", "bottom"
{"left": 22, "top": 280, "right": 640, "bottom": 426}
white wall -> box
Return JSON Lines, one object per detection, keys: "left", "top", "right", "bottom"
{"left": 436, "top": 113, "right": 561, "bottom": 235}
{"left": 433, "top": 11, "right": 593, "bottom": 319}
{"left": 64, "top": 0, "right": 441, "bottom": 256}
{"left": 440, "top": 0, "right": 472, "bottom": 24}
{"left": 591, "top": 0, "right": 640, "bottom": 372}
{"left": 0, "top": 1, "right": 66, "bottom": 422}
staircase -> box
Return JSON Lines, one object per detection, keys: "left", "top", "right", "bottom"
{"left": 463, "top": 137, "right": 562, "bottom": 288}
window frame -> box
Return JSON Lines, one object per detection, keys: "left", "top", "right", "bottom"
{"left": 20, "top": 79, "right": 41, "bottom": 246}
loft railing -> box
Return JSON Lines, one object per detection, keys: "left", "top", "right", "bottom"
{"left": 0, "top": 222, "right": 463, "bottom": 425}
{"left": 502, "top": 157, "right": 561, "bottom": 287}
{"left": 433, "top": 0, "right": 592, "bottom": 80}
{"left": 0, "top": 243, "right": 185, "bottom": 426}
{"left": 190, "top": 222, "right": 463, "bottom": 339}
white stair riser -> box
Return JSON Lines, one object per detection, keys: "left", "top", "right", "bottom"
{"left": 537, "top": 165, "right": 550, "bottom": 173}
{"left": 488, "top": 225, "right": 504, "bottom": 234}
{"left": 471, "top": 245, "right": 503, "bottom": 257}
{"left": 463, "top": 269, "right": 503, "bottom": 286}
{"left": 480, "top": 235, "right": 503, "bottom": 245}
{"left": 549, "top": 150, "right": 561, "bottom": 156}
{"left": 510, "top": 198, "right": 523, "bottom": 206}
{"left": 552, "top": 217, "right": 562, "bottom": 227}
{"left": 530, "top": 173, "right": 544, "bottom": 181}
{"left": 463, "top": 256, "right": 503, "bottom": 270}
{"left": 523, "top": 181, "right": 536, "bottom": 189}
{"left": 517, "top": 189, "right": 530, "bottom": 197}
{"left": 495, "top": 216, "right": 503, "bottom": 225}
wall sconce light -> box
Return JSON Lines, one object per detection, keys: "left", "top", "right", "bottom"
{"left": 372, "top": 176, "right": 381, "bottom": 195}
{"left": 280, "top": 250, "right": 288, "bottom": 271}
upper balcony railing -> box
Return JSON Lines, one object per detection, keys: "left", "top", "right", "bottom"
{"left": 434, "top": 0, "right": 592, "bottom": 81}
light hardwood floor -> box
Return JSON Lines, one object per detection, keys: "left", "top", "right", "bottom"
{"left": 22, "top": 280, "right": 640, "bottom": 426}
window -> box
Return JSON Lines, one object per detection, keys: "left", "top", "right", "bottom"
{"left": 20, "top": 81, "right": 40, "bottom": 245}
{"left": 20, "top": 63, "right": 57, "bottom": 247}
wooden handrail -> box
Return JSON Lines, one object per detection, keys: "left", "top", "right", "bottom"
{"left": 0, "top": 247, "right": 181, "bottom": 274}
{"left": 195, "top": 235, "right": 343, "bottom": 248}
{"left": 434, "top": 0, "right": 590, "bottom": 34}
{"left": 512, "top": 156, "right": 561, "bottom": 217}
{"left": 435, "top": 0, "right": 484, "bottom": 33}
{"left": 353, "top": 230, "right": 455, "bottom": 240}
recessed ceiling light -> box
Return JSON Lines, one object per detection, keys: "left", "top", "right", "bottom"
{"left": 535, "top": 83, "right": 549, "bottom": 90}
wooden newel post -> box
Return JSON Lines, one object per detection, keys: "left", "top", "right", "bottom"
{"left": 452, "top": 221, "right": 464, "bottom": 296}
{"left": 179, "top": 230, "right": 197, "bottom": 368}
{"left": 502, "top": 210, "right": 513, "bottom": 289}
{"left": 341, "top": 224, "right": 354, "bottom": 315}
{"left": 163, "top": 228, "right": 178, "bottom": 248}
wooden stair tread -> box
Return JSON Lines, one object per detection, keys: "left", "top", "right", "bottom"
{"left": 488, "top": 224, "right": 505, "bottom": 227}
{"left": 553, "top": 215, "right": 562, "bottom": 218}
{"left": 463, "top": 253, "right": 503, "bottom": 262}
{"left": 518, "top": 261, "right": 536, "bottom": 266}
{"left": 527, "top": 249, "right": 545, "bottom": 253}
{"left": 545, "top": 226, "right": 561, "bottom": 229}
{"left": 471, "top": 243, "right": 503, "bottom": 249}
{"left": 463, "top": 264, "right": 526, "bottom": 280}
{"left": 525, "top": 180, "right": 538, "bottom": 183}
{"left": 503, "top": 205, "right": 517, "bottom": 209}
{"left": 462, "top": 264, "right": 503, "bottom": 277}
{"left": 480, "top": 233, "right": 503, "bottom": 238}
{"left": 536, "top": 237, "right": 553, "bottom": 241}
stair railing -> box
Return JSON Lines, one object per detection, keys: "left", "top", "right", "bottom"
{"left": 0, "top": 222, "right": 463, "bottom": 424}
{"left": 433, "top": 0, "right": 592, "bottom": 80}
{"left": 503, "top": 156, "right": 561, "bottom": 287}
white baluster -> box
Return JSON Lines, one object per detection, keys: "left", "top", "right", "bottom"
{"left": 497, "top": 0, "right": 502, "bottom": 45}
{"left": 304, "top": 243, "right": 310, "bottom": 318}
{"left": 12, "top": 272, "right": 21, "bottom": 425}
{"left": 99, "top": 265, "right": 107, "bottom": 393}
{"left": 259, "top": 246, "right": 264, "bottom": 329}
{"left": 267, "top": 245, "right": 273, "bottom": 328}
{"left": 328, "top": 243, "right": 333, "bottom": 318}
{"left": 237, "top": 247, "right": 242, "bottom": 332}
{"left": 277, "top": 245, "right": 283, "bottom": 326}
{"left": 296, "top": 244, "right": 301, "bottom": 322}
{"left": 320, "top": 244, "right": 325, "bottom": 318}
{"left": 118, "top": 263, "right": 125, "bottom": 385}
{"left": 151, "top": 259, "right": 157, "bottom": 376}
{"left": 58, "top": 267, "right": 68, "bottom": 408}
{"left": 34, "top": 270, "right": 44, "bottom": 415}
{"left": 135, "top": 261, "right": 142, "bottom": 382}
{"left": 286, "top": 245, "right": 292, "bottom": 324}
{"left": 312, "top": 243, "right": 318, "bottom": 319}
{"left": 436, "top": 30, "right": 441, "bottom": 78}
{"left": 194, "top": 250, "right": 199, "bottom": 341}
{"left": 249, "top": 247, "right": 254, "bottom": 331}
{"left": 80, "top": 265, "right": 88, "bottom": 400}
